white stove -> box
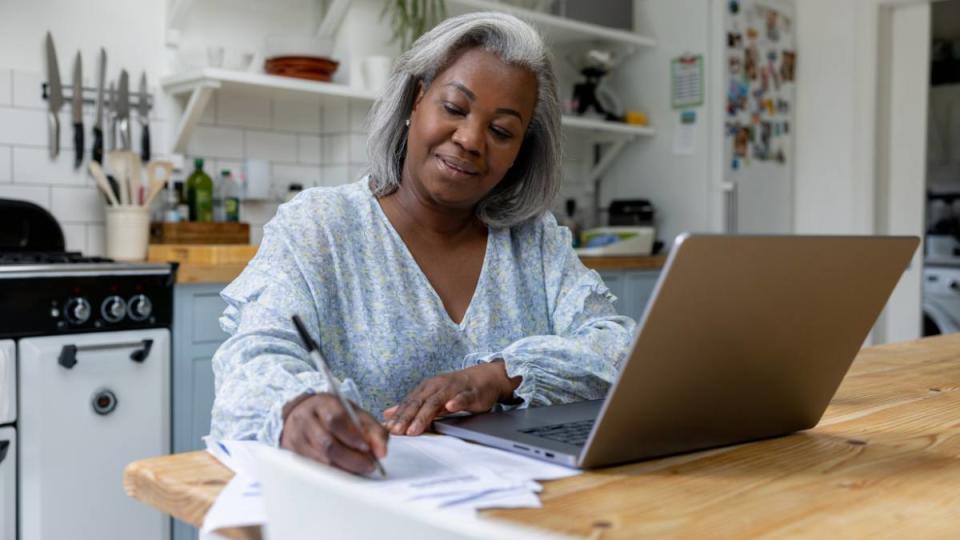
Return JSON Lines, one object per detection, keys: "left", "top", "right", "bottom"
{"left": 0, "top": 198, "right": 174, "bottom": 540}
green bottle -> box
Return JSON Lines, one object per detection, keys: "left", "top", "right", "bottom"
{"left": 187, "top": 158, "right": 213, "bottom": 222}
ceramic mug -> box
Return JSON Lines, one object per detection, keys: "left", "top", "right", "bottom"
{"left": 105, "top": 206, "right": 150, "bottom": 262}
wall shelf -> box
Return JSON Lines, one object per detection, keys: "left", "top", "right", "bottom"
{"left": 445, "top": 0, "right": 656, "bottom": 49}
{"left": 161, "top": 68, "right": 654, "bottom": 157}
{"left": 161, "top": 68, "right": 379, "bottom": 153}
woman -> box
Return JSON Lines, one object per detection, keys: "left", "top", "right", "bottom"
{"left": 210, "top": 12, "right": 636, "bottom": 475}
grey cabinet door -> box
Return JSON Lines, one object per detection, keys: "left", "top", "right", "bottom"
{"left": 598, "top": 270, "right": 661, "bottom": 322}
{"left": 172, "top": 283, "right": 228, "bottom": 540}
{"left": 624, "top": 271, "right": 660, "bottom": 322}
{"left": 598, "top": 271, "right": 626, "bottom": 314}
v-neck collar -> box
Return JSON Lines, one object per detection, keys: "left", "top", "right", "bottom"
{"left": 366, "top": 180, "right": 493, "bottom": 331}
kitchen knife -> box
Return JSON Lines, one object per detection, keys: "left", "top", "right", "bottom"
{"left": 138, "top": 72, "right": 150, "bottom": 163}
{"left": 117, "top": 70, "right": 131, "bottom": 150}
{"left": 92, "top": 48, "right": 106, "bottom": 164}
{"left": 44, "top": 32, "right": 64, "bottom": 159}
{"left": 108, "top": 81, "right": 116, "bottom": 150}
{"left": 71, "top": 51, "right": 84, "bottom": 169}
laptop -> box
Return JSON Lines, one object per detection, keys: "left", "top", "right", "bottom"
{"left": 433, "top": 234, "right": 919, "bottom": 469}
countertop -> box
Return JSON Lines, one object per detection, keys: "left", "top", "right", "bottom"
{"left": 124, "top": 334, "right": 960, "bottom": 539}
{"left": 148, "top": 244, "right": 666, "bottom": 284}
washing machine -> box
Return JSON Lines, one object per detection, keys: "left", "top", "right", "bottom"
{"left": 923, "top": 265, "right": 960, "bottom": 335}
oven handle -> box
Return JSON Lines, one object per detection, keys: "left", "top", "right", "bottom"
{"left": 58, "top": 339, "right": 154, "bottom": 369}
{"left": 0, "top": 440, "right": 9, "bottom": 464}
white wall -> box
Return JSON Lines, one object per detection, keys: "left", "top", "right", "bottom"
{"left": 601, "top": 0, "right": 714, "bottom": 247}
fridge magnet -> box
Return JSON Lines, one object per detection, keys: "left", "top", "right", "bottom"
{"left": 776, "top": 148, "right": 786, "bottom": 164}
{"left": 746, "top": 27, "right": 759, "bottom": 40}
{"left": 777, "top": 99, "right": 789, "bottom": 113}
{"left": 745, "top": 46, "right": 758, "bottom": 80}
{"left": 734, "top": 126, "right": 751, "bottom": 158}
{"left": 729, "top": 56, "right": 742, "bottom": 78}
{"left": 781, "top": 51, "right": 796, "bottom": 81}
{"left": 783, "top": 121, "right": 790, "bottom": 134}
{"left": 728, "top": 32, "right": 743, "bottom": 48}
{"left": 732, "top": 157, "right": 740, "bottom": 170}
{"left": 729, "top": 0, "right": 739, "bottom": 15}
{"left": 760, "top": 66, "right": 769, "bottom": 91}
{"left": 771, "top": 63, "right": 782, "bottom": 90}
{"left": 766, "top": 10, "right": 780, "bottom": 42}
{"left": 764, "top": 98, "right": 775, "bottom": 115}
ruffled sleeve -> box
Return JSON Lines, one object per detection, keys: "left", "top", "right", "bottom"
{"left": 210, "top": 200, "right": 358, "bottom": 446}
{"left": 464, "top": 214, "right": 636, "bottom": 407}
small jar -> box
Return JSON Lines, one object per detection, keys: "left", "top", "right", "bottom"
{"left": 284, "top": 183, "right": 304, "bottom": 203}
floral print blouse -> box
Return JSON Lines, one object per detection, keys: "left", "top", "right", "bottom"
{"left": 210, "top": 179, "right": 636, "bottom": 446}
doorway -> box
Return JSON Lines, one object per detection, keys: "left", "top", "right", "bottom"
{"left": 920, "top": 0, "right": 960, "bottom": 337}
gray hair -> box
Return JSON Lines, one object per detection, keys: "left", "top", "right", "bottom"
{"left": 365, "top": 11, "right": 563, "bottom": 229}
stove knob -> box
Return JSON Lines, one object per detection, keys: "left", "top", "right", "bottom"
{"left": 101, "top": 296, "right": 127, "bottom": 323}
{"left": 65, "top": 298, "right": 91, "bottom": 325}
{"left": 128, "top": 294, "right": 152, "bottom": 321}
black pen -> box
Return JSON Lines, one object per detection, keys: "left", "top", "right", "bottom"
{"left": 291, "top": 314, "right": 386, "bottom": 477}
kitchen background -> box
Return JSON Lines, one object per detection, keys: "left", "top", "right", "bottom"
{"left": 0, "top": 0, "right": 953, "bottom": 340}
{"left": 1, "top": 0, "right": 957, "bottom": 539}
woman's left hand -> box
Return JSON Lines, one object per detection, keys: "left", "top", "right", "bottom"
{"left": 383, "top": 361, "right": 520, "bottom": 436}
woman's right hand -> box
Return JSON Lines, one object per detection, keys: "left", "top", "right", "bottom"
{"left": 280, "top": 393, "right": 389, "bottom": 475}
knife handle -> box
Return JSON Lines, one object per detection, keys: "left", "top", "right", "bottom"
{"left": 73, "top": 123, "right": 84, "bottom": 169}
{"left": 141, "top": 124, "right": 151, "bottom": 163}
{"left": 48, "top": 112, "right": 59, "bottom": 159}
{"left": 92, "top": 127, "right": 103, "bottom": 164}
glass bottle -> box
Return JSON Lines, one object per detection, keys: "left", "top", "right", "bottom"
{"left": 186, "top": 158, "right": 213, "bottom": 222}
{"left": 222, "top": 170, "right": 242, "bottom": 222}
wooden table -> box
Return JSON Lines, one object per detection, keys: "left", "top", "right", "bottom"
{"left": 124, "top": 334, "right": 960, "bottom": 539}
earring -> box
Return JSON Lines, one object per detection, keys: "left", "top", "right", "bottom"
{"left": 404, "top": 118, "right": 410, "bottom": 127}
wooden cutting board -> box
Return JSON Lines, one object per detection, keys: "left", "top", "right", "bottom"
{"left": 150, "top": 222, "right": 250, "bottom": 245}
{"left": 147, "top": 244, "right": 258, "bottom": 284}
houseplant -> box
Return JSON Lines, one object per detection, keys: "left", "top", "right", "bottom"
{"left": 381, "top": 0, "right": 446, "bottom": 51}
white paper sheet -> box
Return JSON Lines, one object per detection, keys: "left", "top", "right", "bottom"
{"left": 201, "top": 434, "right": 583, "bottom": 532}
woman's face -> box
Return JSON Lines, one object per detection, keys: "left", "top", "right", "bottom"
{"left": 403, "top": 48, "right": 538, "bottom": 211}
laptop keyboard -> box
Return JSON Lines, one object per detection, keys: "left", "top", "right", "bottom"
{"left": 520, "top": 419, "right": 595, "bottom": 446}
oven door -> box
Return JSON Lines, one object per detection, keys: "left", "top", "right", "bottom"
{"left": 18, "top": 329, "right": 169, "bottom": 540}
{"left": 0, "top": 340, "right": 13, "bottom": 425}
{"left": 0, "top": 426, "right": 14, "bottom": 540}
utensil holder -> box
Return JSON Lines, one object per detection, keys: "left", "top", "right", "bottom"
{"left": 105, "top": 206, "right": 150, "bottom": 261}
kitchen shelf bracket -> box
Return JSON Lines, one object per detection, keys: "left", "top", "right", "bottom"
{"left": 170, "top": 80, "right": 220, "bottom": 154}
{"left": 316, "top": 0, "right": 350, "bottom": 38}
{"left": 166, "top": 0, "right": 198, "bottom": 45}
{"left": 585, "top": 138, "right": 629, "bottom": 185}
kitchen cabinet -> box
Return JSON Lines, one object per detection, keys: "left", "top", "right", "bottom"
{"left": 172, "top": 283, "right": 227, "bottom": 540}
{"left": 598, "top": 270, "right": 660, "bottom": 322}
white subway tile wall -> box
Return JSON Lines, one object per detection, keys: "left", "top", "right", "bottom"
{"left": 216, "top": 93, "right": 272, "bottom": 130}
{"left": 273, "top": 99, "right": 322, "bottom": 133}
{"left": 1, "top": 68, "right": 372, "bottom": 255}
{"left": 245, "top": 130, "right": 297, "bottom": 162}
{"left": 297, "top": 135, "right": 322, "bottom": 165}
{"left": 0, "top": 69, "right": 11, "bottom": 106}
{"left": 0, "top": 146, "right": 10, "bottom": 182}
{"left": 0, "top": 67, "right": 596, "bottom": 256}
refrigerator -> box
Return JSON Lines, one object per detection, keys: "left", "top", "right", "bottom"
{"left": 718, "top": 0, "right": 797, "bottom": 234}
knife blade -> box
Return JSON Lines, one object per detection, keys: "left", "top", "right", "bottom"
{"left": 71, "top": 51, "right": 84, "bottom": 169}
{"left": 45, "top": 32, "right": 64, "bottom": 159}
{"left": 92, "top": 48, "right": 106, "bottom": 164}
{"left": 138, "top": 72, "right": 150, "bottom": 163}
{"left": 117, "top": 70, "right": 130, "bottom": 151}
{"left": 108, "top": 80, "right": 117, "bottom": 150}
